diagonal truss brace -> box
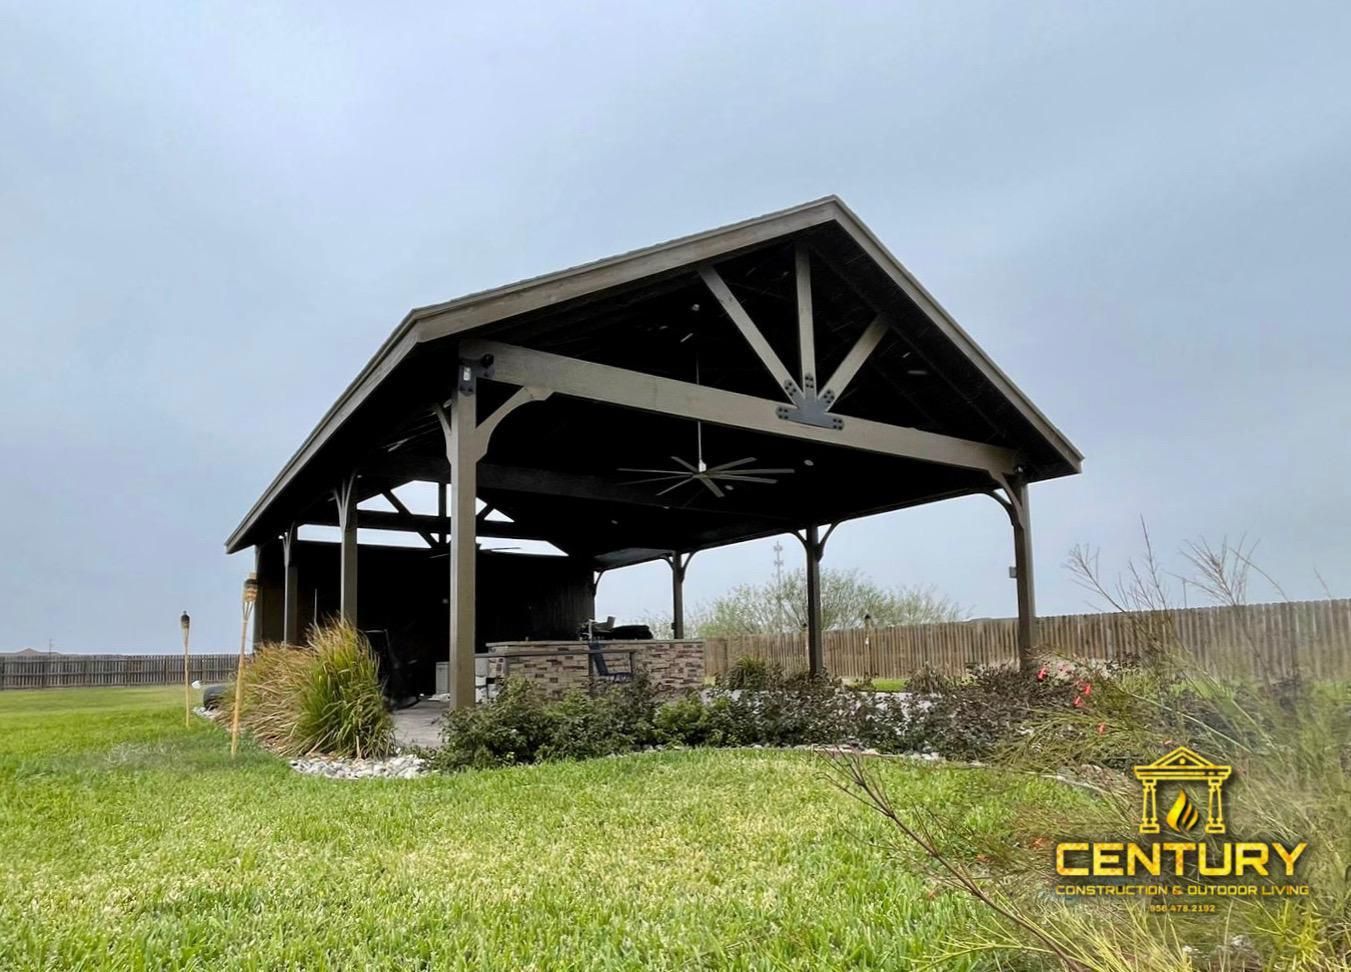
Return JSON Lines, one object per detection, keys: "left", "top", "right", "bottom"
{"left": 700, "top": 244, "right": 892, "bottom": 431}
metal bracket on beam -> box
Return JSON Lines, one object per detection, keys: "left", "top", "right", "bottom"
{"left": 777, "top": 375, "right": 844, "bottom": 430}
{"left": 457, "top": 353, "right": 496, "bottom": 396}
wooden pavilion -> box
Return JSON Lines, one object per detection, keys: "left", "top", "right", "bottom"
{"left": 225, "top": 197, "right": 1082, "bottom": 706}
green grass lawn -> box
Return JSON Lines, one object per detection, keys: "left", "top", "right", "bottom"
{"left": 0, "top": 687, "right": 1069, "bottom": 970}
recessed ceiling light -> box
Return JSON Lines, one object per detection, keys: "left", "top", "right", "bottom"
{"left": 803, "top": 459, "right": 815, "bottom": 467}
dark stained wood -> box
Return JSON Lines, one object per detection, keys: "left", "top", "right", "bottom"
{"left": 287, "top": 540, "right": 592, "bottom": 695}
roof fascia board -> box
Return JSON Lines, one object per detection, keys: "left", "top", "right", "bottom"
{"left": 409, "top": 199, "right": 840, "bottom": 344}
{"left": 828, "top": 198, "right": 1083, "bottom": 468}
{"left": 225, "top": 327, "right": 420, "bottom": 552}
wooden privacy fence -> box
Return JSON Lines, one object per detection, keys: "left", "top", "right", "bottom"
{"left": 702, "top": 598, "right": 1351, "bottom": 681}
{"left": 0, "top": 653, "right": 242, "bottom": 690}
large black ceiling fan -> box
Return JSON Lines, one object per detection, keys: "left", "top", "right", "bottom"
{"left": 617, "top": 342, "right": 793, "bottom": 499}
{"left": 618, "top": 452, "right": 795, "bottom": 499}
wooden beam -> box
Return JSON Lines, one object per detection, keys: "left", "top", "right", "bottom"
{"left": 365, "top": 455, "right": 796, "bottom": 521}
{"left": 463, "top": 339, "right": 1018, "bottom": 475}
{"left": 698, "top": 265, "right": 801, "bottom": 400}
{"left": 795, "top": 243, "right": 815, "bottom": 387}
{"left": 381, "top": 489, "right": 437, "bottom": 548}
{"left": 820, "top": 317, "right": 888, "bottom": 407}
{"left": 304, "top": 507, "right": 549, "bottom": 541}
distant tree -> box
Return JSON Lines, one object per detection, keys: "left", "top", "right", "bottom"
{"left": 689, "top": 567, "right": 963, "bottom": 637}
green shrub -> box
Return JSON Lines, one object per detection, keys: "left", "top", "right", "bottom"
{"left": 908, "top": 663, "right": 1085, "bottom": 761}
{"left": 719, "top": 656, "right": 782, "bottom": 690}
{"left": 221, "top": 620, "right": 393, "bottom": 759}
{"left": 431, "top": 659, "right": 1102, "bottom": 769}
{"left": 656, "top": 673, "right": 918, "bottom": 753}
{"left": 431, "top": 678, "right": 661, "bottom": 771}
{"left": 430, "top": 678, "right": 557, "bottom": 771}
{"left": 904, "top": 665, "right": 951, "bottom": 695}
{"left": 655, "top": 694, "right": 731, "bottom": 746}
{"left": 538, "top": 679, "right": 659, "bottom": 761}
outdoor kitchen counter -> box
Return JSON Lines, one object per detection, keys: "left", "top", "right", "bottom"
{"left": 480, "top": 640, "right": 706, "bottom": 700}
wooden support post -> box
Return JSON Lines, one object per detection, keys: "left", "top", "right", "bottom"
{"left": 1010, "top": 477, "right": 1036, "bottom": 672}
{"left": 667, "top": 552, "right": 695, "bottom": 639}
{"left": 445, "top": 393, "right": 478, "bottom": 710}
{"left": 437, "top": 483, "right": 448, "bottom": 544}
{"left": 672, "top": 560, "right": 685, "bottom": 639}
{"left": 804, "top": 525, "right": 823, "bottom": 677}
{"left": 990, "top": 474, "right": 1037, "bottom": 672}
{"left": 334, "top": 473, "right": 359, "bottom": 626}
{"left": 435, "top": 380, "right": 552, "bottom": 710}
{"left": 281, "top": 524, "right": 300, "bottom": 644}
{"left": 796, "top": 524, "right": 837, "bottom": 677}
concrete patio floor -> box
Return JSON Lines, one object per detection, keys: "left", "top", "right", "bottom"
{"left": 391, "top": 698, "right": 448, "bottom": 749}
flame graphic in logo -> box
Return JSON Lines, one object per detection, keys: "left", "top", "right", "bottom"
{"left": 1165, "top": 788, "right": 1201, "bottom": 832}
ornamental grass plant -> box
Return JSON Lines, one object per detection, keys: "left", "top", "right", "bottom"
{"left": 220, "top": 619, "right": 393, "bottom": 759}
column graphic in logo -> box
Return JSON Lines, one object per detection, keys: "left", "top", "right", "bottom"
{"left": 1132, "top": 746, "right": 1232, "bottom": 835}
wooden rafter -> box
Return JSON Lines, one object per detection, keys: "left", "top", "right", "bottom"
{"left": 698, "top": 264, "right": 801, "bottom": 400}
{"left": 304, "top": 506, "right": 553, "bottom": 541}
{"left": 821, "top": 316, "right": 888, "bottom": 406}
{"left": 795, "top": 242, "right": 815, "bottom": 386}
{"left": 380, "top": 489, "right": 437, "bottom": 548}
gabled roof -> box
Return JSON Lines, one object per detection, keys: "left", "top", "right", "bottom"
{"left": 227, "top": 197, "right": 1081, "bottom": 554}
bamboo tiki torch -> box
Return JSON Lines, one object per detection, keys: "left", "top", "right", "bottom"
{"left": 231, "top": 574, "right": 258, "bottom": 758}
{"left": 180, "top": 611, "right": 191, "bottom": 727}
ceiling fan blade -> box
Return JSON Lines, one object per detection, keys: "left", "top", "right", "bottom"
{"left": 704, "top": 457, "right": 758, "bottom": 472}
{"left": 698, "top": 475, "right": 725, "bottom": 499}
{"left": 721, "top": 467, "right": 795, "bottom": 475}
{"left": 619, "top": 474, "right": 690, "bottom": 486}
{"left": 712, "top": 474, "right": 779, "bottom": 485}
{"left": 655, "top": 479, "right": 694, "bottom": 497}
{"left": 617, "top": 468, "right": 688, "bottom": 475}
{"left": 670, "top": 455, "right": 699, "bottom": 473}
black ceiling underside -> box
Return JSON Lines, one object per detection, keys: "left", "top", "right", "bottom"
{"left": 229, "top": 217, "right": 1080, "bottom": 565}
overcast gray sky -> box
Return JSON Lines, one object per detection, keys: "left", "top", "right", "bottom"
{"left": 3, "top": 2, "right": 1348, "bottom": 653}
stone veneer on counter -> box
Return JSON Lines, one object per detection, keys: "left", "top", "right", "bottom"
{"left": 480, "top": 640, "right": 704, "bottom": 701}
